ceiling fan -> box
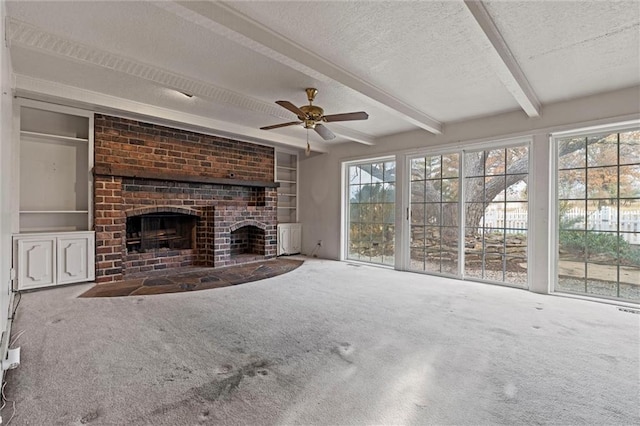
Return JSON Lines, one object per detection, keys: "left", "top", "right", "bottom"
{"left": 260, "top": 88, "right": 369, "bottom": 141}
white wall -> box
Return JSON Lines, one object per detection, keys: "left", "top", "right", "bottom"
{"left": 0, "top": 0, "right": 14, "bottom": 348}
{"left": 299, "top": 86, "right": 640, "bottom": 291}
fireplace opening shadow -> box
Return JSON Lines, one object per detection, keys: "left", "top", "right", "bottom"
{"left": 80, "top": 258, "right": 303, "bottom": 298}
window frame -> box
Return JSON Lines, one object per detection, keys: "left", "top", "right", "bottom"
{"left": 342, "top": 156, "right": 396, "bottom": 266}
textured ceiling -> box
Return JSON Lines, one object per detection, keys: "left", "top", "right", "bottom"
{"left": 5, "top": 1, "right": 640, "bottom": 152}
{"left": 484, "top": 1, "right": 640, "bottom": 103}
{"left": 230, "top": 1, "right": 518, "bottom": 121}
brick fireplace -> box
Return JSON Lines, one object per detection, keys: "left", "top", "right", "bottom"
{"left": 93, "top": 115, "right": 278, "bottom": 283}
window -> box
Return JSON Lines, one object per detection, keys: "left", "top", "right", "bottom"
{"left": 463, "top": 145, "right": 529, "bottom": 286}
{"left": 556, "top": 128, "right": 640, "bottom": 302}
{"left": 347, "top": 160, "right": 395, "bottom": 265}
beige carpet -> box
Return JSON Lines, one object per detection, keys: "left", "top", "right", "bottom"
{"left": 2, "top": 258, "right": 638, "bottom": 425}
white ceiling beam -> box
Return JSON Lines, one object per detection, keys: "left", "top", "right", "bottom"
{"left": 164, "top": 1, "right": 442, "bottom": 134}
{"left": 14, "top": 74, "right": 329, "bottom": 153}
{"left": 329, "top": 125, "right": 375, "bottom": 145}
{"left": 464, "top": 0, "right": 541, "bottom": 117}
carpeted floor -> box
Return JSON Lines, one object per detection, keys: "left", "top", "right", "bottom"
{"left": 80, "top": 258, "right": 304, "bottom": 297}
{"left": 2, "top": 258, "right": 639, "bottom": 425}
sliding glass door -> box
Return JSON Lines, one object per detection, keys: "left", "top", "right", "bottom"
{"left": 407, "top": 144, "right": 529, "bottom": 286}
{"left": 346, "top": 160, "right": 395, "bottom": 265}
{"left": 463, "top": 146, "right": 529, "bottom": 286}
{"left": 409, "top": 153, "right": 460, "bottom": 275}
{"left": 341, "top": 127, "right": 638, "bottom": 304}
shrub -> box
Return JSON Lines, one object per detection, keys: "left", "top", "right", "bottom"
{"left": 559, "top": 216, "right": 640, "bottom": 266}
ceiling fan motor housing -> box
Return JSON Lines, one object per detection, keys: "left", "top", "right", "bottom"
{"left": 299, "top": 105, "right": 325, "bottom": 125}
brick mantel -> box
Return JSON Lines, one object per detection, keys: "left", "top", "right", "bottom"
{"left": 93, "top": 115, "right": 278, "bottom": 283}
{"left": 94, "top": 165, "right": 280, "bottom": 188}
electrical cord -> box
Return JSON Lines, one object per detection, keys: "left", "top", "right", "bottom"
{"left": 0, "top": 382, "right": 5, "bottom": 412}
{"left": 8, "top": 292, "right": 21, "bottom": 322}
{"left": 1, "top": 380, "right": 16, "bottom": 424}
{"left": 8, "top": 331, "right": 25, "bottom": 349}
{"left": 309, "top": 242, "right": 321, "bottom": 258}
{"left": 0, "top": 291, "right": 23, "bottom": 424}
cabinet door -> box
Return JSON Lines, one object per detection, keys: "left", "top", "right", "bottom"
{"left": 17, "top": 238, "right": 55, "bottom": 290}
{"left": 57, "top": 236, "right": 91, "bottom": 284}
{"left": 290, "top": 224, "right": 302, "bottom": 254}
{"left": 278, "top": 225, "right": 292, "bottom": 255}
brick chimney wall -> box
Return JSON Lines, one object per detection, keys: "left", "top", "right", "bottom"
{"left": 94, "top": 115, "right": 274, "bottom": 181}
{"left": 93, "top": 115, "right": 278, "bottom": 283}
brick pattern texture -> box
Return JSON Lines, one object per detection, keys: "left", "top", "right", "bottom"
{"left": 94, "top": 115, "right": 274, "bottom": 181}
{"left": 94, "top": 115, "right": 277, "bottom": 283}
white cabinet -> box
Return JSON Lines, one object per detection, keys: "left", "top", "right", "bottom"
{"left": 275, "top": 150, "right": 298, "bottom": 223}
{"left": 16, "top": 238, "right": 55, "bottom": 290}
{"left": 14, "top": 232, "right": 95, "bottom": 290}
{"left": 278, "top": 223, "right": 302, "bottom": 255}
{"left": 57, "top": 235, "right": 95, "bottom": 285}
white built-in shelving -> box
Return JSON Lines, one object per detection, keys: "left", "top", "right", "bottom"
{"left": 18, "top": 102, "right": 93, "bottom": 233}
{"left": 275, "top": 150, "right": 301, "bottom": 254}
{"left": 275, "top": 150, "right": 298, "bottom": 224}
{"left": 13, "top": 100, "right": 95, "bottom": 289}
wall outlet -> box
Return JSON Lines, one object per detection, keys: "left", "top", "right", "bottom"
{"left": 2, "top": 347, "right": 20, "bottom": 371}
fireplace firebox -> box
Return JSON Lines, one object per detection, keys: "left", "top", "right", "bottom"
{"left": 126, "top": 213, "right": 196, "bottom": 253}
{"left": 230, "top": 225, "right": 265, "bottom": 257}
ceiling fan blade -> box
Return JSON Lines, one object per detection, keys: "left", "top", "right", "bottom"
{"left": 323, "top": 111, "right": 369, "bottom": 122}
{"left": 275, "top": 100, "right": 307, "bottom": 118}
{"left": 260, "top": 121, "right": 302, "bottom": 130}
{"left": 314, "top": 124, "right": 336, "bottom": 140}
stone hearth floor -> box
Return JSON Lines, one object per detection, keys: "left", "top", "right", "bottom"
{"left": 80, "top": 258, "right": 303, "bottom": 298}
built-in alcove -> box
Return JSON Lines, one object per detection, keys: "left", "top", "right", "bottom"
{"left": 126, "top": 213, "right": 196, "bottom": 253}
{"left": 230, "top": 225, "right": 266, "bottom": 257}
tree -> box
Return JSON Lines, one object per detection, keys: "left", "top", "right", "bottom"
{"left": 558, "top": 132, "right": 640, "bottom": 206}
{"left": 462, "top": 148, "right": 529, "bottom": 235}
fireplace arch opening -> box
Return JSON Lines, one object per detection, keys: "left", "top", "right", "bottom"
{"left": 230, "top": 225, "right": 265, "bottom": 259}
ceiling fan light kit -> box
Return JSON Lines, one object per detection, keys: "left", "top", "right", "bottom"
{"left": 260, "top": 88, "right": 369, "bottom": 142}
